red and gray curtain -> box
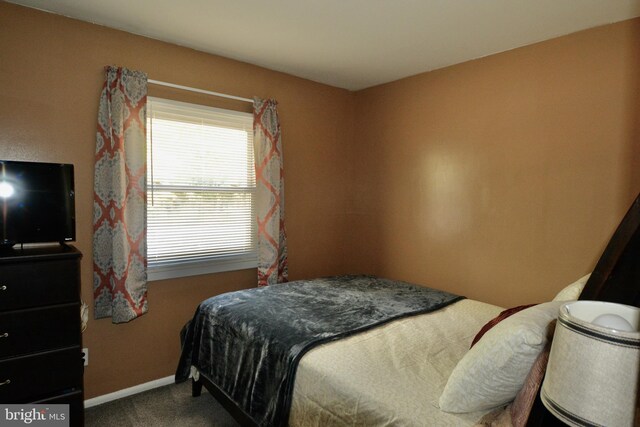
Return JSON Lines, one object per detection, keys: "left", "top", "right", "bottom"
{"left": 92, "top": 73, "right": 286, "bottom": 322}
{"left": 93, "top": 66, "right": 148, "bottom": 324}
{"left": 253, "top": 98, "right": 288, "bottom": 286}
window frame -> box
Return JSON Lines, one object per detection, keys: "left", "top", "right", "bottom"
{"left": 145, "top": 97, "right": 257, "bottom": 281}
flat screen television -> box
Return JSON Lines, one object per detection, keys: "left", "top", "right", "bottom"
{"left": 0, "top": 160, "right": 75, "bottom": 247}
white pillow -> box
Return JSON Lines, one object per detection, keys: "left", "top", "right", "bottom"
{"left": 552, "top": 274, "right": 590, "bottom": 301}
{"left": 438, "top": 301, "right": 564, "bottom": 413}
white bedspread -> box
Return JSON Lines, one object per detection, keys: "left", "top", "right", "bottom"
{"left": 290, "top": 299, "right": 503, "bottom": 426}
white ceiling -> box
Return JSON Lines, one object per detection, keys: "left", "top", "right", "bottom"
{"left": 8, "top": 0, "right": 640, "bottom": 90}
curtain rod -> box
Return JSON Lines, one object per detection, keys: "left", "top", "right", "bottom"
{"left": 148, "top": 79, "right": 253, "bottom": 104}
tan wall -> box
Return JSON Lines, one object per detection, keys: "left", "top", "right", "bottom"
{"left": 350, "top": 18, "right": 640, "bottom": 308}
{"left": 0, "top": 2, "right": 354, "bottom": 398}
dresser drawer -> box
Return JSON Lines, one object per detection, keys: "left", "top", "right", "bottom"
{"left": 32, "top": 390, "right": 84, "bottom": 427}
{"left": 0, "top": 347, "right": 83, "bottom": 402}
{"left": 0, "top": 258, "right": 79, "bottom": 310}
{"left": 0, "top": 304, "right": 80, "bottom": 359}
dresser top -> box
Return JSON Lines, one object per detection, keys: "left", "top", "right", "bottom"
{"left": 0, "top": 244, "right": 81, "bottom": 263}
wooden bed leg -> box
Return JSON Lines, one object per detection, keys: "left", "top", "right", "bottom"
{"left": 192, "top": 378, "right": 203, "bottom": 397}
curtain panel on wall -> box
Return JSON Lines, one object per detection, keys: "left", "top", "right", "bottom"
{"left": 253, "top": 98, "right": 288, "bottom": 286}
{"left": 93, "top": 66, "right": 148, "bottom": 323}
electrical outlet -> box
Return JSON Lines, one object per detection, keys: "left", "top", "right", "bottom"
{"left": 82, "top": 347, "right": 89, "bottom": 366}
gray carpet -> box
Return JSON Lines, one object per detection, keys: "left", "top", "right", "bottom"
{"left": 85, "top": 381, "right": 240, "bottom": 427}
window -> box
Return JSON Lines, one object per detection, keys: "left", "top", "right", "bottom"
{"left": 146, "top": 97, "right": 256, "bottom": 281}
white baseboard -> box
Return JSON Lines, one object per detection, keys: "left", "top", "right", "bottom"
{"left": 84, "top": 375, "right": 175, "bottom": 408}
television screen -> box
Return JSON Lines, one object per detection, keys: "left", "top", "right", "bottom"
{"left": 0, "top": 160, "right": 75, "bottom": 247}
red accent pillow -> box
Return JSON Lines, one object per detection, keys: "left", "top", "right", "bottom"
{"left": 510, "top": 342, "right": 551, "bottom": 426}
{"left": 470, "top": 304, "right": 537, "bottom": 348}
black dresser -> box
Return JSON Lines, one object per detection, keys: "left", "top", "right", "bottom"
{"left": 0, "top": 244, "right": 84, "bottom": 426}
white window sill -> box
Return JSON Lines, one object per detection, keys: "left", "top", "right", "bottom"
{"left": 147, "top": 257, "right": 257, "bottom": 281}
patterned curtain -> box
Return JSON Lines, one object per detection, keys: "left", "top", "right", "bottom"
{"left": 93, "top": 66, "right": 148, "bottom": 323}
{"left": 253, "top": 98, "right": 288, "bottom": 286}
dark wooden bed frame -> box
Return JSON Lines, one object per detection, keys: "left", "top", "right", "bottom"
{"left": 191, "top": 192, "right": 640, "bottom": 427}
{"left": 192, "top": 374, "right": 258, "bottom": 426}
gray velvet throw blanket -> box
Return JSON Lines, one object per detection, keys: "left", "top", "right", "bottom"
{"left": 175, "top": 275, "right": 463, "bottom": 426}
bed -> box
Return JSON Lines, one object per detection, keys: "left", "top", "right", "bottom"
{"left": 289, "top": 298, "right": 502, "bottom": 426}
{"left": 176, "top": 192, "right": 640, "bottom": 426}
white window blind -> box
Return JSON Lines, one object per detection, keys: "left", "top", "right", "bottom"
{"left": 146, "top": 97, "right": 256, "bottom": 281}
